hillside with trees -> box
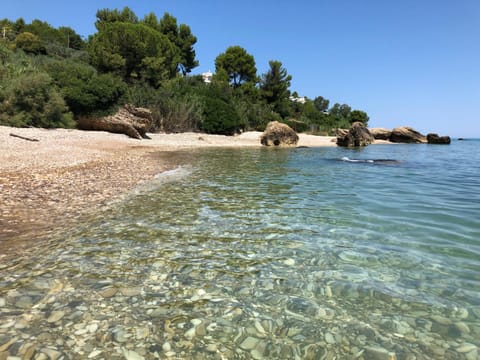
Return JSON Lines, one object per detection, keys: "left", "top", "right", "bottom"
{"left": 0, "top": 7, "right": 369, "bottom": 135}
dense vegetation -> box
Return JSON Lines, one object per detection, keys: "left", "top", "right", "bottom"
{"left": 0, "top": 7, "right": 369, "bottom": 134}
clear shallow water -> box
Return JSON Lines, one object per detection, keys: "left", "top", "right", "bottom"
{"left": 1, "top": 141, "right": 480, "bottom": 359}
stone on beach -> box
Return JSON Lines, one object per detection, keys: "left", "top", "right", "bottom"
{"left": 369, "top": 127, "right": 392, "bottom": 140}
{"left": 390, "top": 126, "right": 427, "bottom": 143}
{"left": 260, "top": 121, "right": 299, "bottom": 147}
{"left": 336, "top": 121, "right": 374, "bottom": 147}
{"left": 77, "top": 104, "right": 153, "bottom": 140}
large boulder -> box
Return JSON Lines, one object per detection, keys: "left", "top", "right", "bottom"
{"left": 427, "top": 133, "right": 451, "bottom": 144}
{"left": 77, "top": 104, "right": 153, "bottom": 139}
{"left": 337, "top": 122, "right": 374, "bottom": 147}
{"left": 260, "top": 121, "right": 299, "bottom": 147}
{"left": 390, "top": 126, "right": 426, "bottom": 143}
{"left": 369, "top": 127, "right": 392, "bottom": 140}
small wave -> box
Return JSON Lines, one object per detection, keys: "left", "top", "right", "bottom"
{"left": 153, "top": 166, "right": 194, "bottom": 183}
{"left": 341, "top": 157, "right": 374, "bottom": 163}
{"left": 130, "top": 166, "right": 195, "bottom": 196}
{"left": 340, "top": 157, "right": 399, "bottom": 164}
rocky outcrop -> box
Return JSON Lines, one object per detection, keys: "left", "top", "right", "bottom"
{"left": 260, "top": 121, "right": 299, "bottom": 146}
{"left": 390, "top": 127, "right": 427, "bottom": 143}
{"left": 336, "top": 122, "right": 374, "bottom": 147}
{"left": 77, "top": 104, "right": 153, "bottom": 139}
{"left": 427, "top": 133, "right": 451, "bottom": 144}
{"left": 369, "top": 127, "right": 392, "bottom": 140}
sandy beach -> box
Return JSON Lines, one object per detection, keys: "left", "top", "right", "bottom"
{"left": 0, "top": 126, "right": 338, "bottom": 253}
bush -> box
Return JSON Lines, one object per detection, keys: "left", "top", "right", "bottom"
{"left": 43, "top": 59, "right": 126, "bottom": 116}
{"left": 202, "top": 97, "right": 242, "bottom": 135}
{"left": 153, "top": 92, "right": 204, "bottom": 133}
{"left": 0, "top": 71, "right": 74, "bottom": 128}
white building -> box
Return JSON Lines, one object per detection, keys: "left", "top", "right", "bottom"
{"left": 289, "top": 95, "right": 307, "bottom": 104}
{"left": 202, "top": 70, "right": 213, "bottom": 84}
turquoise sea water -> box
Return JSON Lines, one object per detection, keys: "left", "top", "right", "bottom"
{"left": 1, "top": 140, "right": 479, "bottom": 359}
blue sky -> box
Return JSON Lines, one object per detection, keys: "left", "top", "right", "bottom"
{"left": 3, "top": 0, "right": 479, "bottom": 137}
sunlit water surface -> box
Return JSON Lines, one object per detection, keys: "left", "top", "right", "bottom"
{"left": 1, "top": 141, "right": 479, "bottom": 359}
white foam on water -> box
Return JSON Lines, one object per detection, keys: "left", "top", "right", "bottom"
{"left": 130, "top": 165, "right": 195, "bottom": 196}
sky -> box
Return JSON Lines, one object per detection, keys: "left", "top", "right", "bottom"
{"left": 2, "top": 0, "right": 480, "bottom": 137}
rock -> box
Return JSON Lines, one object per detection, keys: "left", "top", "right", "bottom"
{"left": 456, "top": 343, "right": 477, "bottom": 353}
{"left": 239, "top": 337, "right": 260, "bottom": 350}
{"left": 260, "top": 121, "right": 299, "bottom": 147}
{"left": 122, "top": 349, "right": 145, "bottom": 360}
{"left": 369, "top": 127, "right": 392, "bottom": 140}
{"left": 427, "top": 133, "right": 451, "bottom": 144}
{"left": 47, "top": 311, "right": 65, "bottom": 323}
{"left": 15, "top": 296, "right": 33, "bottom": 309}
{"left": 41, "top": 348, "right": 62, "bottom": 360}
{"left": 337, "top": 122, "right": 374, "bottom": 147}
{"left": 99, "top": 288, "right": 117, "bottom": 298}
{"left": 364, "top": 346, "right": 397, "bottom": 360}
{"left": 390, "top": 126, "right": 427, "bottom": 143}
{"left": 77, "top": 104, "right": 152, "bottom": 140}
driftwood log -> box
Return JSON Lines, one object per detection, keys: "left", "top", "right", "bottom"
{"left": 77, "top": 104, "right": 153, "bottom": 139}
{"left": 9, "top": 133, "right": 40, "bottom": 142}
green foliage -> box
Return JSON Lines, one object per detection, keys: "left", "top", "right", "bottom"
{"left": 260, "top": 60, "right": 292, "bottom": 110}
{"left": 14, "top": 32, "right": 46, "bottom": 54}
{"left": 95, "top": 7, "right": 138, "bottom": 30}
{"left": 313, "top": 96, "right": 329, "bottom": 112}
{"left": 88, "top": 22, "right": 179, "bottom": 85}
{"left": 349, "top": 109, "right": 369, "bottom": 126}
{"left": 0, "top": 71, "right": 74, "bottom": 128}
{"left": 215, "top": 46, "right": 257, "bottom": 87}
{"left": 202, "top": 97, "right": 242, "bottom": 135}
{"left": 43, "top": 59, "right": 127, "bottom": 116}
{"left": 0, "top": 9, "right": 371, "bottom": 135}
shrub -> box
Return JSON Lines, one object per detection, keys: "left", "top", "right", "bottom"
{"left": 43, "top": 59, "right": 127, "bottom": 116}
{"left": 0, "top": 71, "right": 74, "bottom": 128}
{"left": 202, "top": 97, "right": 242, "bottom": 135}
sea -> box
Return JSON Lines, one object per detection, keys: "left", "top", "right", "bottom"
{"left": 1, "top": 140, "right": 479, "bottom": 359}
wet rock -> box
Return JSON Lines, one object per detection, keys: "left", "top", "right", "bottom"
{"left": 41, "top": 348, "right": 62, "bottom": 360}
{"left": 456, "top": 343, "right": 477, "bottom": 353}
{"left": 99, "top": 288, "right": 117, "bottom": 298}
{"left": 239, "top": 336, "right": 260, "bottom": 350}
{"left": 325, "top": 332, "right": 336, "bottom": 344}
{"left": 364, "top": 346, "right": 397, "bottom": 360}
{"left": 122, "top": 348, "right": 145, "bottom": 360}
{"left": 337, "top": 122, "right": 374, "bottom": 147}
{"left": 0, "top": 337, "right": 17, "bottom": 352}
{"left": 15, "top": 296, "right": 33, "bottom": 309}
{"left": 427, "top": 133, "right": 451, "bottom": 144}
{"left": 47, "top": 311, "right": 65, "bottom": 323}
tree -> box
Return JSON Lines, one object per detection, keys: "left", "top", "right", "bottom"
{"left": 215, "top": 46, "right": 257, "bottom": 87}
{"left": 260, "top": 60, "right": 292, "bottom": 109}
{"left": 88, "top": 22, "right": 179, "bottom": 86}
{"left": 313, "top": 96, "right": 329, "bottom": 113}
{"left": 156, "top": 13, "right": 198, "bottom": 75}
{"left": 58, "top": 27, "right": 84, "bottom": 50}
{"left": 14, "top": 32, "right": 46, "bottom": 54}
{"left": 349, "top": 109, "right": 369, "bottom": 126}
{"left": 329, "top": 103, "right": 351, "bottom": 119}
{"left": 177, "top": 24, "right": 199, "bottom": 75}
{"left": 95, "top": 7, "right": 138, "bottom": 30}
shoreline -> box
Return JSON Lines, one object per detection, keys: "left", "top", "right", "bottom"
{"left": 0, "top": 126, "right": 380, "bottom": 254}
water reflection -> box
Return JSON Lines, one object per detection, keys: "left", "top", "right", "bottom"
{"left": 0, "top": 148, "right": 479, "bottom": 359}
